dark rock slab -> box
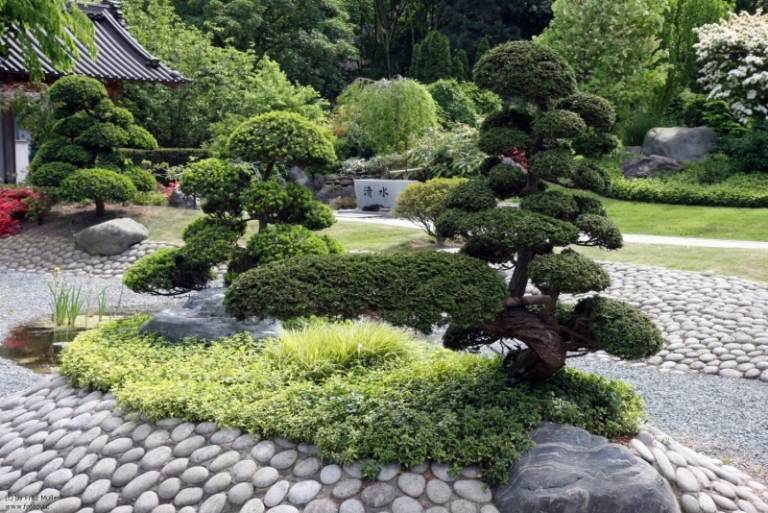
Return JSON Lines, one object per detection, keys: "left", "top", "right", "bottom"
{"left": 495, "top": 423, "right": 680, "bottom": 513}
{"left": 140, "top": 288, "right": 281, "bottom": 343}
{"left": 622, "top": 155, "right": 685, "bottom": 179}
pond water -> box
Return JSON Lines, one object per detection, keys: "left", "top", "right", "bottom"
{"left": 0, "top": 324, "right": 84, "bottom": 373}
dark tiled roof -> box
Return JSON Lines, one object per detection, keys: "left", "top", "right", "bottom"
{"left": 0, "top": 1, "right": 186, "bottom": 84}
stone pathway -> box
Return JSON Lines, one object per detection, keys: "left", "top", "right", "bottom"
{"left": 564, "top": 263, "right": 768, "bottom": 382}
{"left": 0, "top": 375, "right": 765, "bottom": 513}
{"left": 0, "top": 233, "right": 176, "bottom": 277}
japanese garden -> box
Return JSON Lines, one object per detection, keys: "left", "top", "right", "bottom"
{"left": 0, "top": 1, "right": 767, "bottom": 513}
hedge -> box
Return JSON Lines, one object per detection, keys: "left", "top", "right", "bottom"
{"left": 120, "top": 147, "right": 210, "bottom": 166}
{"left": 607, "top": 175, "right": 768, "bottom": 208}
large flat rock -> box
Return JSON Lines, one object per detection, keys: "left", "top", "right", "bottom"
{"left": 74, "top": 218, "right": 149, "bottom": 256}
{"left": 643, "top": 127, "right": 716, "bottom": 162}
{"left": 495, "top": 423, "right": 680, "bottom": 513}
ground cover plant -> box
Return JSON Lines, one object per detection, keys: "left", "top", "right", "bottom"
{"left": 61, "top": 316, "right": 645, "bottom": 484}
{"left": 226, "top": 42, "right": 664, "bottom": 382}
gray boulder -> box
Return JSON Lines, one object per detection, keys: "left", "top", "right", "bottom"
{"left": 74, "top": 218, "right": 149, "bottom": 256}
{"left": 642, "top": 127, "right": 716, "bottom": 161}
{"left": 495, "top": 423, "right": 680, "bottom": 513}
{"left": 140, "top": 287, "right": 281, "bottom": 343}
{"left": 622, "top": 155, "right": 685, "bottom": 179}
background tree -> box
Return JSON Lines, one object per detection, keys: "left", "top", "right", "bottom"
{"left": 224, "top": 42, "right": 663, "bottom": 382}
{"left": 0, "top": 0, "right": 94, "bottom": 80}
{"left": 537, "top": 0, "right": 668, "bottom": 120}
{"left": 412, "top": 30, "right": 452, "bottom": 82}
{"left": 333, "top": 78, "right": 438, "bottom": 156}
{"left": 124, "top": 111, "right": 339, "bottom": 295}
{"left": 164, "top": 0, "right": 357, "bottom": 96}
{"left": 427, "top": 79, "right": 478, "bottom": 126}
{"left": 657, "top": 0, "right": 733, "bottom": 111}
{"left": 373, "top": 0, "right": 411, "bottom": 77}
{"left": 122, "top": 0, "right": 328, "bottom": 148}
{"left": 28, "top": 76, "right": 158, "bottom": 216}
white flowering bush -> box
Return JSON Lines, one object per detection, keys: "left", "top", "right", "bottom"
{"left": 694, "top": 10, "right": 768, "bottom": 124}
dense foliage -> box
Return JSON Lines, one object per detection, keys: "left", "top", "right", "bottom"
{"left": 537, "top": 0, "right": 668, "bottom": 119}
{"left": 395, "top": 177, "right": 468, "bottom": 244}
{"left": 122, "top": 0, "right": 328, "bottom": 148}
{"left": 28, "top": 76, "right": 158, "bottom": 216}
{"left": 0, "top": 188, "right": 44, "bottom": 238}
{"left": 61, "top": 316, "right": 644, "bottom": 484}
{"left": 427, "top": 79, "right": 478, "bottom": 126}
{"left": 227, "top": 42, "right": 662, "bottom": 381}
{"left": 694, "top": 10, "right": 768, "bottom": 124}
{"left": 125, "top": 113, "right": 339, "bottom": 295}
{"left": 406, "top": 125, "right": 486, "bottom": 177}
{"left": 334, "top": 78, "right": 438, "bottom": 156}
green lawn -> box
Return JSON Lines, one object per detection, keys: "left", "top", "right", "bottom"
{"left": 575, "top": 244, "right": 768, "bottom": 283}
{"left": 572, "top": 188, "right": 768, "bottom": 241}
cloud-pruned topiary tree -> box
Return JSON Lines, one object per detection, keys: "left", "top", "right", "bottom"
{"left": 124, "top": 111, "right": 340, "bottom": 295}
{"left": 225, "top": 42, "right": 663, "bottom": 382}
{"left": 28, "top": 76, "right": 158, "bottom": 216}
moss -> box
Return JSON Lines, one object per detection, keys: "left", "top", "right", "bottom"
{"left": 529, "top": 249, "right": 611, "bottom": 294}
{"left": 573, "top": 296, "right": 664, "bottom": 359}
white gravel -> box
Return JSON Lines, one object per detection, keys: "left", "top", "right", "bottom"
{"left": 571, "top": 357, "right": 768, "bottom": 473}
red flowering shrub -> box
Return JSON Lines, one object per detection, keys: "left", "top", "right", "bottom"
{"left": 160, "top": 181, "right": 179, "bottom": 200}
{"left": 509, "top": 148, "right": 529, "bottom": 170}
{"left": 0, "top": 188, "right": 44, "bottom": 238}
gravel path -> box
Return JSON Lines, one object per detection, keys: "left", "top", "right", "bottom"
{"left": 0, "top": 270, "right": 183, "bottom": 396}
{"left": 571, "top": 357, "right": 768, "bottom": 476}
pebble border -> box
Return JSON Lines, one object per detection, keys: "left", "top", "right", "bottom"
{"left": 0, "top": 375, "right": 765, "bottom": 513}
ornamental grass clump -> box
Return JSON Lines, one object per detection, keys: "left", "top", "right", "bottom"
{"left": 264, "top": 320, "right": 423, "bottom": 380}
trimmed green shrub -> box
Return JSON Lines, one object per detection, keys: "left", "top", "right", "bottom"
{"left": 459, "top": 82, "right": 502, "bottom": 116}
{"left": 126, "top": 125, "right": 159, "bottom": 150}
{"left": 120, "top": 147, "right": 210, "bottom": 166}
{"left": 473, "top": 41, "right": 577, "bottom": 103}
{"left": 533, "top": 110, "right": 587, "bottom": 139}
{"left": 61, "top": 316, "right": 645, "bottom": 485}
{"left": 487, "top": 164, "right": 528, "bottom": 199}
{"left": 529, "top": 149, "right": 576, "bottom": 181}
{"left": 573, "top": 161, "right": 612, "bottom": 194}
{"left": 607, "top": 174, "right": 768, "bottom": 207}
{"left": 395, "top": 177, "right": 468, "bottom": 243}
{"left": 182, "top": 217, "right": 244, "bottom": 265}
{"left": 529, "top": 249, "right": 611, "bottom": 294}
{"left": 122, "top": 166, "right": 157, "bottom": 193}
{"left": 228, "top": 111, "right": 337, "bottom": 175}
{"left": 427, "top": 79, "right": 478, "bottom": 126}
{"left": 572, "top": 296, "right": 664, "bottom": 359}
{"left": 122, "top": 248, "right": 214, "bottom": 295}
{"left": 246, "top": 225, "right": 342, "bottom": 265}
{"left": 478, "top": 127, "right": 531, "bottom": 155}
{"left": 575, "top": 214, "right": 623, "bottom": 249}
{"left": 412, "top": 31, "right": 453, "bottom": 83}
{"left": 520, "top": 190, "right": 579, "bottom": 220}
{"left": 48, "top": 76, "right": 107, "bottom": 116}
{"left": 58, "top": 168, "right": 138, "bottom": 216}
{"left": 226, "top": 252, "right": 508, "bottom": 333}
{"left": 572, "top": 131, "right": 620, "bottom": 159}
{"left": 442, "top": 177, "right": 497, "bottom": 211}
{"left": 555, "top": 93, "right": 616, "bottom": 131}
{"left": 29, "top": 162, "right": 76, "bottom": 187}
